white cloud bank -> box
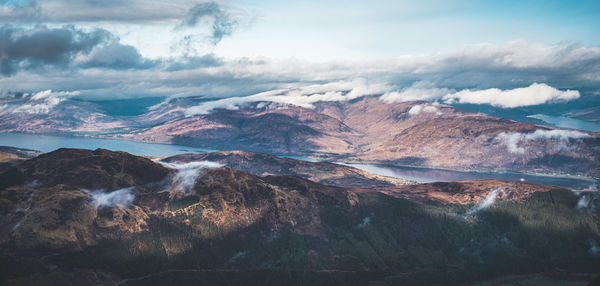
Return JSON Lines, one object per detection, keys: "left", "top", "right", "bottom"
{"left": 11, "top": 90, "right": 80, "bottom": 114}
{"left": 159, "top": 161, "right": 224, "bottom": 193}
{"left": 442, "top": 83, "right": 580, "bottom": 108}
{"left": 496, "top": 129, "right": 590, "bottom": 154}
{"left": 182, "top": 80, "right": 581, "bottom": 116}
{"left": 184, "top": 79, "right": 393, "bottom": 116}
{"left": 84, "top": 187, "right": 135, "bottom": 209}
{"left": 382, "top": 82, "right": 580, "bottom": 108}
{"left": 408, "top": 102, "right": 442, "bottom": 116}
{"left": 381, "top": 81, "right": 454, "bottom": 103}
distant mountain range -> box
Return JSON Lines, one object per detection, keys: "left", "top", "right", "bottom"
{"left": 1, "top": 96, "right": 598, "bottom": 178}
{"left": 1, "top": 148, "right": 598, "bottom": 285}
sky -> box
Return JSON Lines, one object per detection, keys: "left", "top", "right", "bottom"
{"left": 0, "top": 0, "right": 599, "bottom": 110}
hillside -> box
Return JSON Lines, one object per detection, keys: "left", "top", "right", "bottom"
{"left": 1, "top": 97, "right": 598, "bottom": 177}
{"left": 1, "top": 148, "right": 598, "bottom": 285}
{"left": 163, "top": 150, "right": 412, "bottom": 188}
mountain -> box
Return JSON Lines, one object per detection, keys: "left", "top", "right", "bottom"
{"left": 0, "top": 146, "right": 41, "bottom": 173}
{"left": 2, "top": 96, "right": 597, "bottom": 177}
{"left": 1, "top": 148, "right": 599, "bottom": 285}
{"left": 162, "top": 150, "right": 412, "bottom": 188}
{"left": 0, "top": 98, "right": 127, "bottom": 135}
{"left": 125, "top": 97, "right": 600, "bottom": 177}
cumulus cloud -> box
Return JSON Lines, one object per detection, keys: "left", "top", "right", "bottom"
{"left": 0, "top": 25, "right": 108, "bottom": 76}
{"left": 78, "top": 41, "right": 155, "bottom": 70}
{"left": 496, "top": 129, "right": 591, "bottom": 154}
{"left": 184, "top": 79, "right": 392, "bottom": 116}
{"left": 12, "top": 89, "right": 79, "bottom": 114}
{"left": 442, "top": 83, "right": 580, "bottom": 108}
{"left": 84, "top": 187, "right": 135, "bottom": 209}
{"left": 381, "top": 81, "right": 454, "bottom": 103}
{"left": 0, "top": 25, "right": 156, "bottom": 75}
{"left": 159, "top": 161, "right": 224, "bottom": 193}
{"left": 381, "top": 82, "right": 581, "bottom": 109}
{"left": 408, "top": 102, "right": 442, "bottom": 116}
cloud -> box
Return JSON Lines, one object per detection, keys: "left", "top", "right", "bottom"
{"left": 496, "top": 129, "right": 591, "bottom": 154}
{"left": 0, "top": 41, "right": 598, "bottom": 105}
{"left": 573, "top": 186, "right": 599, "bottom": 212}
{"left": 164, "top": 54, "right": 223, "bottom": 71}
{"left": 381, "top": 81, "right": 454, "bottom": 103}
{"left": 178, "top": 2, "right": 237, "bottom": 45}
{"left": 0, "top": 25, "right": 108, "bottom": 75}
{"left": 0, "top": 0, "right": 40, "bottom": 22}
{"left": 590, "top": 239, "right": 600, "bottom": 256}
{"left": 356, "top": 213, "right": 374, "bottom": 229}
{"left": 0, "top": 25, "right": 154, "bottom": 75}
{"left": 159, "top": 161, "right": 224, "bottom": 193}
{"left": 382, "top": 82, "right": 581, "bottom": 108}
{"left": 78, "top": 41, "right": 155, "bottom": 70}
{"left": 466, "top": 187, "right": 503, "bottom": 216}
{"left": 184, "top": 79, "right": 392, "bottom": 116}
{"left": 84, "top": 187, "right": 135, "bottom": 209}
{"left": 11, "top": 89, "right": 79, "bottom": 114}
{"left": 408, "top": 102, "right": 441, "bottom": 116}
{"left": 0, "top": 0, "right": 194, "bottom": 23}
{"left": 442, "top": 83, "right": 580, "bottom": 108}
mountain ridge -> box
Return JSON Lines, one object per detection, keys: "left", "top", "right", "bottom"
{"left": 1, "top": 148, "right": 599, "bottom": 285}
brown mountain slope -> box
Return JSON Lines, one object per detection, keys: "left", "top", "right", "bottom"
{"left": 0, "top": 146, "right": 41, "bottom": 173}
{"left": 163, "top": 150, "right": 412, "bottom": 188}
{"left": 1, "top": 148, "right": 598, "bottom": 285}
{"left": 375, "top": 179, "right": 564, "bottom": 205}
{"left": 2, "top": 96, "right": 598, "bottom": 177}
{"left": 120, "top": 97, "right": 600, "bottom": 177}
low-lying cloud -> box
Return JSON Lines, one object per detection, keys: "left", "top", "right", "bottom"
{"left": 589, "top": 239, "right": 600, "bottom": 256}
{"left": 466, "top": 187, "right": 503, "bottom": 216}
{"left": 381, "top": 81, "right": 453, "bottom": 103}
{"left": 408, "top": 103, "right": 442, "bottom": 116}
{"left": 442, "top": 83, "right": 580, "bottom": 108}
{"left": 182, "top": 80, "right": 583, "bottom": 117}
{"left": 84, "top": 187, "right": 135, "bottom": 209}
{"left": 159, "top": 161, "right": 224, "bottom": 193}
{"left": 11, "top": 89, "right": 79, "bottom": 114}
{"left": 496, "top": 129, "right": 591, "bottom": 154}
{"left": 356, "top": 213, "right": 374, "bottom": 229}
{"left": 573, "top": 186, "right": 599, "bottom": 212}
{"left": 382, "top": 82, "right": 580, "bottom": 108}
{"left": 184, "top": 79, "right": 392, "bottom": 116}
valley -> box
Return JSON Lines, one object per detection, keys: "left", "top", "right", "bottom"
{"left": 1, "top": 96, "right": 598, "bottom": 180}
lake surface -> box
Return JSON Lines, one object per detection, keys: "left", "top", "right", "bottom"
{"left": 0, "top": 133, "right": 215, "bottom": 157}
{"left": 527, "top": 114, "right": 600, "bottom": 132}
{"left": 1, "top": 132, "right": 596, "bottom": 188}
{"left": 338, "top": 163, "right": 597, "bottom": 189}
